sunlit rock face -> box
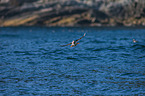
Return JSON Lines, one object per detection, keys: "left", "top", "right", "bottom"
{"left": 0, "top": 0, "right": 145, "bottom": 27}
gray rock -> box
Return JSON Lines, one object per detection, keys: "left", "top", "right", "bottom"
{"left": 0, "top": 0, "right": 145, "bottom": 26}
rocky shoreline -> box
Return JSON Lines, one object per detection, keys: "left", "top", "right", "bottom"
{"left": 0, "top": 0, "right": 145, "bottom": 27}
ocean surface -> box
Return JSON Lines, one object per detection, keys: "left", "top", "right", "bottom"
{"left": 0, "top": 27, "right": 145, "bottom": 95}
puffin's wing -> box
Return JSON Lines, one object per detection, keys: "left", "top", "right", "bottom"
{"left": 75, "top": 33, "right": 86, "bottom": 42}
{"left": 60, "top": 42, "right": 72, "bottom": 47}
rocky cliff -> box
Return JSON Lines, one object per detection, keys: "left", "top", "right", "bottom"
{"left": 0, "top": 0, "right": 145, "bottom": 27}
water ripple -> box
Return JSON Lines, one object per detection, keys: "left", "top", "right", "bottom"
{"left": 0, "top": 27, "right": 145, "bottom": 95}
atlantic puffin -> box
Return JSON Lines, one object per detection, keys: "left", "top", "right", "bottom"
{"left": 60, "top": 33, "right": 86, "bottom": 47}
{"left": 133, "top": 39, "right": 137, "bottom": 43}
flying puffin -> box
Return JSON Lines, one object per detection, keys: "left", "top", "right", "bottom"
{"left": 60, "top": 33, "right": 86, "bottom": 47}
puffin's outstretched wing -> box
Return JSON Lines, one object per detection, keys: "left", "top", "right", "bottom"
{"left": 60, "top": 33, "right": 86, "bottom": 47}
{"left": 60, "top": 42, "right": 72, "bottom": 47}
{"left": 75, "top": 33, "right": 86, "bottom": 42}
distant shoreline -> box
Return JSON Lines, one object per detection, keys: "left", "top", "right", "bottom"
{"left": 1, "top": 25, "right": 145, "bottom": 30}
{"left": 0, "top": 0, "right": 145, "bottom": 27}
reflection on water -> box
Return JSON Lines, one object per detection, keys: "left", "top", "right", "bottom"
{"left": 0, "top": 27, "right": 145, "bottom": 95}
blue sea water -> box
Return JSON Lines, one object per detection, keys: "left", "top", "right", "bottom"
{"left": 0, "top": 27, "right": 145, "bottom": 95}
